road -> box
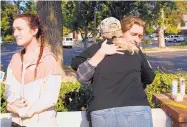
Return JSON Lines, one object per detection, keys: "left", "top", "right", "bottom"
{"left": 1, "top": 43, "right": 187, "bottom": 74}
{"left": 141, "top": 41, "right": 181, "bottom": 48}
{"left": 1, "top": 43, "right": 84, "bottom": 70}
{"left": 146, "top": 51, "right": 187, "bottom": 74}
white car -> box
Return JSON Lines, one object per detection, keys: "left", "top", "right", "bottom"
{"left": 152, "top": 37, "right": 158, "bottom": 41}
{"left": 165, "top": 35, "right": 184, "bottom": 42}
{"left": 149, "top": 36, "right": 158, "bottom": 41}
{"left": 62, "top": 37, "right": 73, "bottom": 48}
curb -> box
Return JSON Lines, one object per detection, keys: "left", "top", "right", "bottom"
{"left": 143, "top": 48, "right": 187, "bottom": 53}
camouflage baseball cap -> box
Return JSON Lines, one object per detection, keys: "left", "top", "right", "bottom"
{"left": 99, "top": 17, "right": 122, "bottom": 38}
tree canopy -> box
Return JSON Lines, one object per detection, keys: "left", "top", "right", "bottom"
{"left": 1, "top": 1, "right": 186, "bottom": 48}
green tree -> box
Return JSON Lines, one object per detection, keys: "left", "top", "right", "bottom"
{"left": 62, "top": 1, "right": 96, "bottom": 48}
{"left": 142, "top": 1, "right": 186, "bottom": 48}
{"left": 106, "top": 1, "right": 157, "bottom": 35}
{"left": 61, "top": 1, "right": 78, "bottom": 38}
{"left": 1, "top": 1, "right": 37, "bottom": 42}
{"left": 12, "top": 0, "right": 36, "bottom": 14}
{"left": 62, "top": 1, "right": 110, "bottom": 48}
{"left": 13, "top": 0, "right": 25, "bottom": 13}
{"left": 154, "top": 2, "right": 178, "bottom": 48}
{"left": 1, "top": 1, "right": 18, "bottom": 41}
{"left": 23, "top": 0, "right": 37, "bottom": 14}
{"left": 107, "top": 1, "right": 139, "bottom": 19}
{"left": 107, "top": 1, "right": 187, "bottom": 48}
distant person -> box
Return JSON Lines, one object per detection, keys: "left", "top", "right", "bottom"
{"left": 71, "top": 16, "right": 155, "bottom": 127}
{"left": 5, "top": 14, "right": 62, "bottom": 127}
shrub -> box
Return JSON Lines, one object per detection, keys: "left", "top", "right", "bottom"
{"left": 0, "top": 81, "right": 81, "bottom": 113}
{"left": 3, "top": 35, "right": 15, "bottom": 42}
{"left": 145, "top": 70, "right": 187, "bottom": 107}
{"left": 63, "top": 84, "right": 92, "bottom": 111}
{"left": 64, "top": 71, "right": 187, "bottom": 110}
{"left": 0, "top": 83, "right": 7, "bottom": 113}
{"left": 62, "top": 71, "right": 187, "bottom": 110}
{"left": 55, "top": 82, "right": 81, "bottom": 112}
{"left": 1, "top": 72, "right": 187, "bottom": 113}
{"left": 181, "top": 40, "right": 187, "bottom": 45}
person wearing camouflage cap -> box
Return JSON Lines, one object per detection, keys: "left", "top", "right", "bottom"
{"left": 71, "top": 16, "right": 155, "bottom": 127}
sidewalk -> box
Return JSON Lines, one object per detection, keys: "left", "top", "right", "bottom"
{"left": 143, "top": 47, "right": 187, "bottom": 53}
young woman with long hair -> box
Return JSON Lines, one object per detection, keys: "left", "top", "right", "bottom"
{"left": 5, "top": 14, "right": 62, "bottom": 127}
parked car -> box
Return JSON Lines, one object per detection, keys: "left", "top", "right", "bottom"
{"left": 165, "top": 35, "right": 184, "bottom": 42}
{"left": 148, "top": 36, "right": 158, "bottom": 41}
{"left": 183, "top": 36, "right": 187, "bottom": 40}
{"left": 152, "top": 37, "right": 158, "bottom": 41}
{"left": 62, "top": 37, "right": 73, "bottom": 48}
{"left": 164, "top": 36, "right": 169, "bottom": 42}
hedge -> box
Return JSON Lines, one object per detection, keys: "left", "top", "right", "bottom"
{"left": 0, "top": 81, "right": 81, "bottom": 113}
{"left": 1, "top": 71, "right": 187, "bottom": 113}
{"left": 2, "top": 35, "right": 15, "bottom": 42}
{"left": 146, "top": 70, "right": 187, "bottom": 107}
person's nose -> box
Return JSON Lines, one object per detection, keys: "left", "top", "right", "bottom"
{"left": 135, "top": 36, "right": 142, "bottom": 44}
{"left": 13, "top": 29, "right": 19, "bottom": 38}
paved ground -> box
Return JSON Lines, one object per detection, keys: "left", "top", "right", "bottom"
{"left": 1, "top": 43, "right": 82, "bottom": 70}
{"left": 1, "top": 43, "right": 187, "bottom": 74}
{"left": 146, "top": 51, "right": 187, "bottom": 74}
{"left": 141, "top": 41, "right": 181, "bottom": 48}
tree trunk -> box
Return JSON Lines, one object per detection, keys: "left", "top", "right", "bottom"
{"left": 36, "top": 1, "right": 65, "bottom": 76}
{"left": 158, "top": 26, "right": 166, "bottom": 48}
{"left": 73, "top": 31, "right": 78, "bottom": 40}
{"left": 158, "top": 8, "right": 166, "bottom": 48}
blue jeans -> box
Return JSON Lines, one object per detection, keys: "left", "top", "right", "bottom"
{"left": 91, "top": 106, "right": 153, "bottom": 127}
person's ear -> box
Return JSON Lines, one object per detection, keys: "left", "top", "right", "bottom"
{"left": 32, "top": 28, "right": 38, "bottom": 36}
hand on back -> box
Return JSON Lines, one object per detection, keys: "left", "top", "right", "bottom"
{"left": 99, "top": 40, "right": 124, "bottom": 55}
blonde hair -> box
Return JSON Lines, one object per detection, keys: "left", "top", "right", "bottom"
{"left": 113, "top": 38, "right": 139, "bottom": 55}
{"left": 102, "top": 30, "right": 122, "bottom": 39}
{"left": 121, "top": 16, "right": 145, "bottom": 33}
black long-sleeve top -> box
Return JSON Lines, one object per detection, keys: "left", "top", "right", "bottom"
{"left": 71, "top": 41, "right": 155, "bottom": 112}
